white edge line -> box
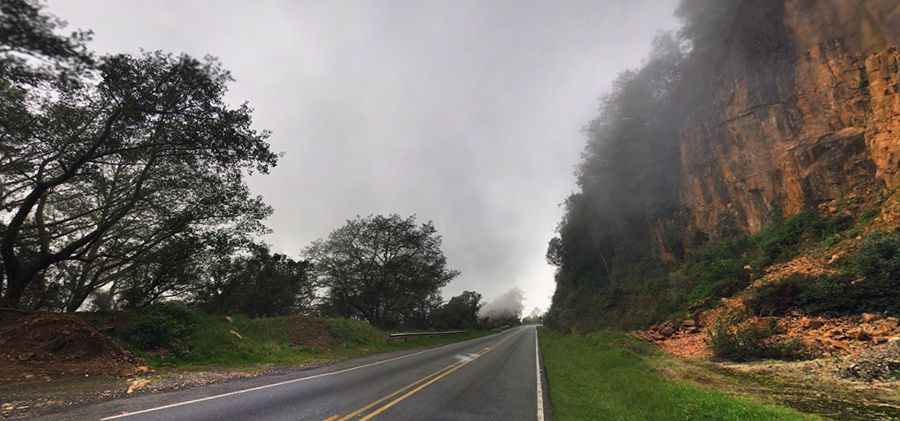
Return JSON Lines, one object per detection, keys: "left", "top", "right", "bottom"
{"left": 100, "top": 331, "right": 508, "bottom": 420}
{"left": 535, "top": 327, "right": 545, "bottom": 421}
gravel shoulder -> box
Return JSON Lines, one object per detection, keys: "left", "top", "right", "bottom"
{"left": 0, "top": 363, "right": 323, "bottom": 419}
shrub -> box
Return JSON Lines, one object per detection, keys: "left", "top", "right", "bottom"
{"left": 325, "top": 318, "right": 384, "bottom": 346}
{"left": 124, "top": 303, "right": 199, "bottom": 352}
{"left": 857, "top": 208, "right": 879, "bottom": 225}
{"left": 707, "top": 309, "right": 806, "bottom": 361}
{"left": 846, "top": 231, "right": 900, "bottom": 313}
{"left": 683, "top": 237, "right": 753, "bottom": 306}
{"left": 754, "top": 212, "right": 851, "bottom": 267}
{"left": 744, "top": 276, "right": 806, "bottom": 316}
{"left": 744, "top": 274, "right": 858, "bottom": 316}
{"left": 850, "top": 231, "right": 900, "bottom": 282}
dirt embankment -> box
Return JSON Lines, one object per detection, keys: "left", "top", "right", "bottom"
{"left": 0, "top": 312, "right": 343, "bottom": 419}
{"left": 0, "top": 313, "right": 143, "bottom": 384}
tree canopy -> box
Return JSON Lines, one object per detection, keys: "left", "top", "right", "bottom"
{"left": 194, "top": 243, "right": 314, "bottom": 318}
{"left": 0, "top": 1, "right": 277, "bottom": 309}
{"left": 305, "top": 214, "right": 459, "bottom": 328}
{"left": 433, "top": 290, "right": 482, "bottom": 329}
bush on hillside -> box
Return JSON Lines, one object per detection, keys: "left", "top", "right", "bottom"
{"left": 683, "top": 236, "right": 753, "bottom": 307}
{"left": 850, "top": 230, "right": 900, "bottom": 282}
{"left": 684, "top": 212, "right": 856, "bottom": 312}
{"left": 123, "top": 303, "right": 199, "bottom": 353}
{"left": 744, "top": 274, "right": 855, "bottom": 316}
{"left": 746, "top": 230, "right": 900, "bottom": 317}
{"left": 846, "top": 230, "right": 900, "bottom": 313}
{"left": 753, "top": 212, "right": 851, "bottom": 268}
{"left": 707, "top": 309, "right": 807, "bottom": 361}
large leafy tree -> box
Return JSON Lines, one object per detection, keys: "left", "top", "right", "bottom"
{"left": 0, "top": 2, "right": 277, "bottom": 309}
{"left": 305, "top": 214, "right": 459, "bottom": 328}
{"left": 194, "top": 243, "right": 314, "bottom": 318}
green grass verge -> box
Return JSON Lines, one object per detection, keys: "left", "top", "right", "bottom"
{"left": 539, "top": 328, "right": 817, "bottom": 421}
{"left": 139, "top": 313, "right": 491, "bottom": 369}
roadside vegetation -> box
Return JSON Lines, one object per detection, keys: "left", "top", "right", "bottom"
{"left": 92, "top": 303, "right": 493, "bottom": 369}
{"left": 539, "top": 329, "right": 814, "bottom": 421}
{"left": 0, "top": 3, "right": 527, "bottom": 401}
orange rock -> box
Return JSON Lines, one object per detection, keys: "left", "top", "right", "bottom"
{"left": 861, "top": 313, "right": 879, "bottom": 323}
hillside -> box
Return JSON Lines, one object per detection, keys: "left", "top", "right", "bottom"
{"left": 547, "top": 0, "right": 899, "bottom": 331}
{"left": 543, "top": 3, "right": 900, "bottom": 417}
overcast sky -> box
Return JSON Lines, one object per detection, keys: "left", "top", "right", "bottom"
{"left": 48, "top": 0, "right": 679, "bottom": 312}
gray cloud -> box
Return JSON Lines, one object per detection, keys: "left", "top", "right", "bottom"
{"left": 47, "top": 0, "right": 678, "bottom": 310}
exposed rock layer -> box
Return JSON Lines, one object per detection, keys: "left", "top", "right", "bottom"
{"left": 676, "top": 0, "right": 899, "bottom": 240}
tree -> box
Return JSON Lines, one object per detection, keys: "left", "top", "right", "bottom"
{"left": 1, "top": 3, "right": 277, "bottom": 308}
{"left": 405, "top": 292, "right": 443, "bottom": 330}
{"left": 433, "top": 290, "right": 482, "bottom": 329}
{"left": 0, "top": 0, "right": 92, "bottom": 86}
{"left": 111, "top": 230, "right": 223, "bottom": 310}
{"left": 545, "top": 32, "right": 687, "bottom": 330}
{"left": 305, "top": 214, "right": 459, "bottom": 328}
{"left": 194, "top": 243, "right": 314, "bottom": 318}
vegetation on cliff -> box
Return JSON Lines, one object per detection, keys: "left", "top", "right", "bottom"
{"left": 545, "top": 0, "right": 900, "bottom": 332}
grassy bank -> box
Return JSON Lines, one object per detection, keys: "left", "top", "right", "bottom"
{"left": 539, "top": 329, "right": 816, "bottom": 420}
{"left": 130, "top": 312, "right": 491, "bottom": 369}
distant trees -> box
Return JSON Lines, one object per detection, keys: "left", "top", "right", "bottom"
{"left": 305, "top": 214, "right": 459, "bottom": 328}
{"left": 433, "top": 290, "right": 482, "bottom": 329}
{"left": 0, "top": 1, "right": 276, "bottom": 309}
{"left": 194, "top": 243, "right": 314, "bottom": 317}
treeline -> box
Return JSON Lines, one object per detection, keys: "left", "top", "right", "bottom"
{"left": 545, "top": 0, "right": 790, "bottom": 330}
{"left": 0, "top": 1, "right": 521, "bottom": 331}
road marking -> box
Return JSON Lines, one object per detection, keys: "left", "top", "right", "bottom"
{"left": 99, "top": 333, "right": 504, "bottom": 420}
{"left": 358, "top": 356, "right": 475, "bottom": 420}
{"left": 453, "top": 352, "right": 479, "bottom": 363}
{"left": 331, "top": 360, "right": 467, "bottom": 421}
{"left": 535, "top": 328, "right": 545, "bottom": 421}
{"left": 342, "top": 328, "right": 522, "bottom": 420}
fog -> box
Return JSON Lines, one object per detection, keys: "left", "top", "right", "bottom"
{"left": 478, "top": 288, "right": 525, "bottom": 321}
{"left": 47, "top": 0, "right": 679, "bottom": 311}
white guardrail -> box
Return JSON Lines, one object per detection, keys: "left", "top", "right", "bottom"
{"left": 387, "top": 330, "right": 465, "bottom": 340}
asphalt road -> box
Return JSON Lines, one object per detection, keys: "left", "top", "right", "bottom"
{"left": 37, "top": 325, "right": 548, "bottom": 421}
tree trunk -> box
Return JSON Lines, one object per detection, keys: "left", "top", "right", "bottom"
{"left": 66, "top": 291, "right": 90, "bottom": 313}
{"left": 1, "top": 275, "right": 26, "bottom": 309}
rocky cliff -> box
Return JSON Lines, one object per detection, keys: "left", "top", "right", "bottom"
{"left": 547, "top": 0, "right": 900, "bottom": 332}
{"left": 676, "top": 0, "right": 899, "bottom": 241}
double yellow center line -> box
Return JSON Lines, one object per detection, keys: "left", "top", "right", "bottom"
{"left": 325, "top": 330, "right": 518, "bottom": 420}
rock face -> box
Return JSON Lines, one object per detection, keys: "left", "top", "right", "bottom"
{"left": 674, "top": 0, "right": 899, "bottom": 241}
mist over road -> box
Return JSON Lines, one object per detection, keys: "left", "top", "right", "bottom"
{"left": 38, "top": 326, "right": 547, "bottom": 421}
